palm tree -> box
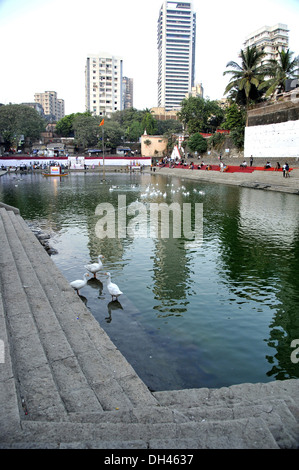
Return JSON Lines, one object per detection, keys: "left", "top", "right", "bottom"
{"left": 223, "top": 46, "right": 266, "bottom": 108}
{"left": 259, "top": 49, "right": 299, "bottom": 97}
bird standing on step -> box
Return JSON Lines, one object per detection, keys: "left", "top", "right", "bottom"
{"left": 84, "top": 254, "right": 104, "bottom": 278}
{"left": 70, "top": 273, "right": 89, "bottom": 294}
{"left": 104, "top": 272, "right": 123, "bottom": 301}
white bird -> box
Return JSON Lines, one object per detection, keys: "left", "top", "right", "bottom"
{"left": 85, "top": 254, "right": 104, "bottom": 278}
{"left": 105, "top": 272, "right": 123, "bottom": 301}
{"left": 70, "top": 273, "right": 89, "bottom": 294}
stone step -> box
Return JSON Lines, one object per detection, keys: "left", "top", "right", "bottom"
{"left": 0, "top": 209, "right": 68, "bottom": 422}
{"left": 153, "top": 383, "right": 299, "bottom": 448}
{"left": 67, "top": 396, "right": 298, "bottom": 448}
{"left": 0, "top": 283, "right": 22, "bottom": 437}
{"left": 15, "top": 211, "right": 157, "bottom": 409}
{"left": 0, "top": 208, "right": 124, "bottom": 413}
{"left": 153, "top": 380, "right": 299, "bottom": 408}
{"left": 1, "top": 208, "right": 157, "bottom": 413}
{"left": 0, "top": 416, "right": 280, "bottom": 449}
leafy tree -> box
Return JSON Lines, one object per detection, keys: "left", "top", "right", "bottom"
{"left": 125, "top": 120, "right": 143, "bottom": 142}
{"left": 0, "top": 104, "right": 45, "bottom": 150}
{"left": 208, "top": 132, "right": 225, "bottom": 149}
{"left": 55, "top": 112, "right": 91, "bottom": 137}
{"left": 259, "top": 49, "right": 299, "bottom": 97}
{"left": 99, "top": 120, "right": 125, "bottom": 149}
{"left": 156, "top": 119, "right": 183, "bottom": 135}
{"left": 187, "top": 132, "right": 207, "bottom": 154}
{"left": 141, "top": 111, "right": 157, "bottom": 135}
{"left": 72, "top": 114, "right": 101, "bottom": 149}
{"left": 178, "top": 97, "right": 224, "bottom": 134}
{"left": 111, "top": 108, "right": 144, "bottom": 141}
{"left": 230, "top": 127, "right": 245, "bottom": 150}
{"left": 221, "top": 102, "right": 246, "bottom": 149}
{"left": 111, "top": 108, "right": 142, "bottom": 127}
{"left": 223, "top": 46, "right": 266, "bottom": 108}
{"left": 222, "top": 102, "right": 246, "bottom": 130}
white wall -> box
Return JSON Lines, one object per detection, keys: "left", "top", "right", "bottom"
{"left": 244, "top": 120, "right": 299, "bottom": 159}
{"left": 0, "top": 157, "right": 152, "bottom": 167}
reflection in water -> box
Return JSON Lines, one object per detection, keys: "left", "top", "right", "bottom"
{"left": 87, "top": 277, "right": 103, "bottom": 296}
{"left": 214, "top": 187, "right": 299, "bottom": 383}
{"left": 78, "top": 294, "right": 88, "bottom": 306}
{"left": 1, "top": 171, "right": 298, "bottom": 390}
{"left": 106, "top": 299, "right": 123, "bottom": 323}
{"left": 151, "top": 237, "right": 191, "bottom": 317}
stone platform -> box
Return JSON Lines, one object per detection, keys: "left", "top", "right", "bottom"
{"left": 151, "top": 167, "right": 299, "bottom": 195}
{"left": 0, "top": 203, "right": 298, "bottom": 449}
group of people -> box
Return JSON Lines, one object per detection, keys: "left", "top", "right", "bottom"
{"left": 238, "top": 158, "right": 291, "bottom": 177}
{"left": 266, "top": 161, "right": 290, "bottom": 176}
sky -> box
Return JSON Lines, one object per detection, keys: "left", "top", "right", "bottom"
{"left": 0, "top": 0, "right": 299, "bottom": 115}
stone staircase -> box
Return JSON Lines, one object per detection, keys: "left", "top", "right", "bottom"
{"left": 0, "top": 203, "right": 298, "bottom": 449}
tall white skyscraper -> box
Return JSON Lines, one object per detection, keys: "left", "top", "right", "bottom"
{"left": 157, "top": 1, "right": 196, "bottom": 111}
{"left": 85, "top": 53, "right": 123, "bottom": 117}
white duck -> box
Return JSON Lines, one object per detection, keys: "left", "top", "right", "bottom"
{"left": 85, "top": 255, "right": 104, "bottom": 278}
{"left": 105, "top": 272, "right": 123, "bottom": 301}
{"left": 70, "top": 273, "right": 89, "bottom": 294}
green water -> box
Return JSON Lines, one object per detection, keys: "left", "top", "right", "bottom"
{"left": 1, "top": 171, "right": 299, "bottom": 391}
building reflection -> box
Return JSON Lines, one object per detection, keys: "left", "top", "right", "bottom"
{"left": 216, "top": 187, "right": 299, "bottom": 380}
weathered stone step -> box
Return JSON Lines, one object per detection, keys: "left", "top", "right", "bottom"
{"left": 0, "top": 209, "right": 122, "bottom": 413}
{"left": 2, "top": 208, "right": 157, "bottom": 412}
{"left": 67, "top": 397, "right": 298, "bottom": 447}
{"left": 0, "top": 286, "right": 21, "bottom": 437}
{"left": 14, "top": 210, "right": 158, "bottom": 409}
{"left": 0, "top": 416, "right": 280, "bottom": 449}
{"left": 153, "top": 380, "right": 299, "bottom": 408}
{"left": 153, "top": 383, "right": 299, "bottom": 448}
{"left": 0, "top": 209, "right": 68, "bottom": 421}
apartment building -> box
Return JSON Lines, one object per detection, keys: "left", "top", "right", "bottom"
{"left": 157, "top": 1, "right": 196, "bottom": 111}
{"left": 243, "top": 23, "right": 289, "bottom": 64}
{"left": 34, "top": 91, "right": 65, "bottom": 121}
{"left": 122, "top": 76, "right": 134, "bottom": 109}
{"left": 85, "top": 53, "right": 123, "bottom": 117}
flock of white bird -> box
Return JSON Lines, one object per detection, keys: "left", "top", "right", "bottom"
{"left": 108, "top": 182, "right": 205, "bottom": 200}
{"left": 139, "top": 183, "right": 205, "bottom": 199}
{"left": 70, "top": 254, "right": 123, "bottom": 301}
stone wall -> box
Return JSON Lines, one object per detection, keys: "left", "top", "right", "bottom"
{"left": 244, "top": 120, "right": 299, "bottom": 159}
{"left": 247, "top": 95, "right": 299, "bottom": 127}
{"left": 244, "top": 93, "right": 299, "bottom": 159}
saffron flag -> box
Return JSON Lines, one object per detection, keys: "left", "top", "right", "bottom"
{"left": 99, "top": 119, "right": 104, "bottom": 126}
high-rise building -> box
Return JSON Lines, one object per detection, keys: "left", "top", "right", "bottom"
{"left": 34, "top": 91, "right": 65, "bottom": 121}
{"left": 157, "top": 1, "right": 196, "bottom": 111}
{"left": 122, "top": 77, "right": 134, "bottom": 109}
{"left": 243, "top": 24, "right": 289, "bottom": 64}
{"left": 85, "top": 53, "right": 123, "bottom": 117}
{"left": 185, "top": 82, "right": 204, "bottom": 99}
